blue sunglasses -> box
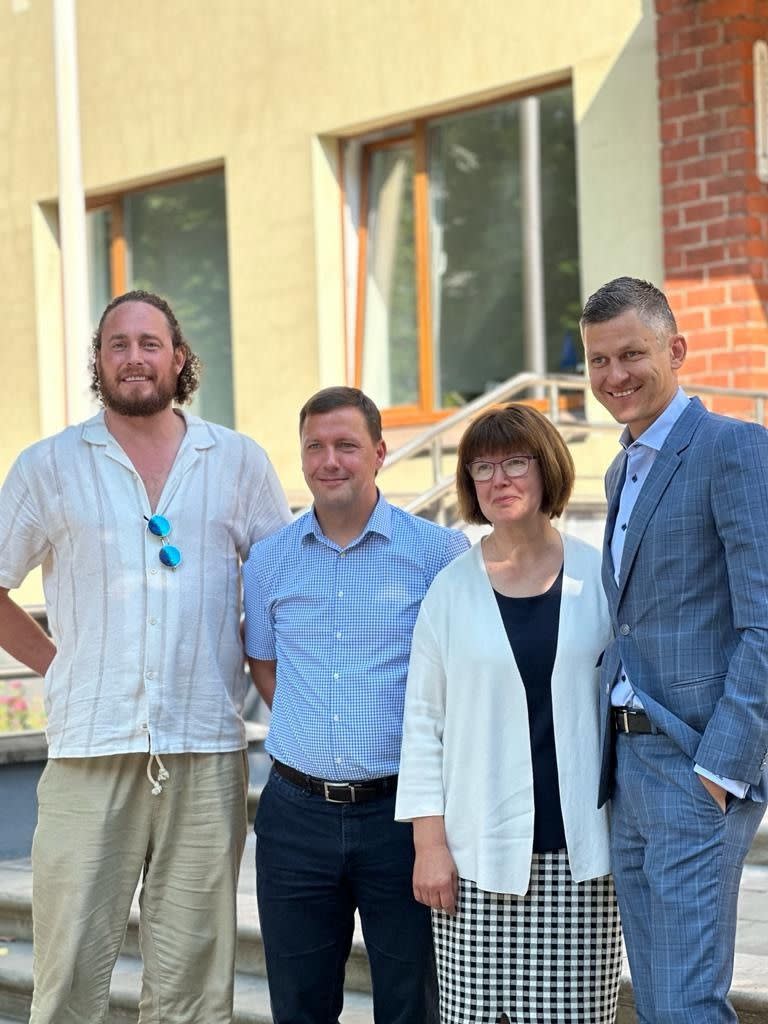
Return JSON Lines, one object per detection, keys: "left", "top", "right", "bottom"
{"left": 144, "top": 514, "right": 182, "bottom": 569}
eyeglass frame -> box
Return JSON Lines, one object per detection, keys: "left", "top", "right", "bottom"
{"left": 466, "top": 455, "right": 538, "bottom": 482}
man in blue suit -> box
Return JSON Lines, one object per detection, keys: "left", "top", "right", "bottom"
{"left": 580, "top": 277, "right": 768, "bottom": 1023}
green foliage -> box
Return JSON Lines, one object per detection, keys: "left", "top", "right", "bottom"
{"left": 128, "top": 174, "right": 235, "bottom": 426}
{"left": 362, "top": 86, "right": 581, "bottom": 409}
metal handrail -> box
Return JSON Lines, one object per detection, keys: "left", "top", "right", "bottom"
{"left": 380, "top": 372, "right": 768, "bottom": 523}
{"left": 685, "top": 383, "right": 766, "bottom": 424}
{"left": 402, "top": 476, "right": 456, "bottom": 516}
{"left": 381, "top": 373, "right": 589, "bottom": 471}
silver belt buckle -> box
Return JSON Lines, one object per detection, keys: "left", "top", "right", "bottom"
{"left": 323, "top": 780, "right": 354, "bottom": 803}
{"left": 620, "top": 708, "right": 631, "bottom": 733}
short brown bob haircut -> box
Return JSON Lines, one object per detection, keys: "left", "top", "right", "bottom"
{"left": 457, "top": 403, "right": 575, "bottom": 524}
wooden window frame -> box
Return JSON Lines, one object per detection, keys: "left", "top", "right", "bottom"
{"left": 85, "top": 166, "right": 224, "bottom": 299}
{"left": 352, "top": 123, "right": 447, "bottom": 430}
{"left": 350, "top": 81, "right": 576, "bottom": 429}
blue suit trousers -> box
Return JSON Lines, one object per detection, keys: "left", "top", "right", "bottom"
{"left": 611, "top": 733, "right": 765, "bottom": 1023}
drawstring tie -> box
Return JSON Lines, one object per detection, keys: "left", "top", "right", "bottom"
{"left": 146, "top": 753, "right": 170, "bottom": 795}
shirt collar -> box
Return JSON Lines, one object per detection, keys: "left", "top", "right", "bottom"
{"left": 620, "top": 387, "right": 689, "bottom": 453}
{"left": 80, "top": 408, "right": 216, "bottom": 451}
{"left": 300, "top": 491, "right": 393, "bottom": 547}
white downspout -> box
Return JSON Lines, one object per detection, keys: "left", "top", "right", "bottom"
{"left": 520, "top": 95, "right": 547, "bottom": 394}
{"left": 52, "top": 0, "right": 91, "bottom": 425}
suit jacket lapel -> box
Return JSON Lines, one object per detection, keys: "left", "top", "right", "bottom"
{"left": 615, "top": 397, "right": 707, "bottom": 603}
{"left": 602, "top": 451, "right": 626, "bottom": 599}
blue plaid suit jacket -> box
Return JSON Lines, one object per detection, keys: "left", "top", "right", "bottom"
{"left": 597, "top": 397, "right": 768, "bottom": 806}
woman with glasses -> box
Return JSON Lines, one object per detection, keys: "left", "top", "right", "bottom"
{"left": 395, "top": 403, "right": 621, "bottom": 1024}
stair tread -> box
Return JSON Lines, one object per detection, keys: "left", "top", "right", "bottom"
{"left": 0, "top": 939, "right": 373, "bottom": 1023}
{"left": 2, "top": 836, "right": 768, "bottom": 1022}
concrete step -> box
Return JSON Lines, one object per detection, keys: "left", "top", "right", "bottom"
{"left": 1, "top": 842, "right": 767, "bottom": 1023}
{"left": 0, "top": 940, "right": 374, "bottom": 1024}
{"left": 0, "top": 835, "right": 374, "bottom": 997}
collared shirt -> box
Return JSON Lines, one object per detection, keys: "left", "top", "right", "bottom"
{"left": 610, "top": 387, "right": 690, "bottom": 608}
{"left": 242, "top": 494, "right": 469, "bottom": 780}
{"left": 0, "top": 409, "right": 291, "bottom": 758}
{"left": 608, "top": 388, "right": 747, "bottom": 797}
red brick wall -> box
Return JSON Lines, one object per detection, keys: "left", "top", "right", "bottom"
{"left": 656, "top": 0, "right": 768, "bottom": 417}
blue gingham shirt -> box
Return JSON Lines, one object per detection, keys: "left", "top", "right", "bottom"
{"left": 243, "top": 495, "right": 469, "bottom": 780}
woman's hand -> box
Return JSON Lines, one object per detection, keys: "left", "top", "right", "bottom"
{"left": 412, "top": 816, "right": 458, "bottom": 915}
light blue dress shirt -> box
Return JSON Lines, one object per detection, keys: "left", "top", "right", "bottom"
{"left": 242, "top": 495, "right": 469, "bottom": 780}
{"left": 609, "top": 387, "right": 747, "bottom": 798}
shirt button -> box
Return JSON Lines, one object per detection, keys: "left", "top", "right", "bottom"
{"left": 339, "top": 552, "right": 346, "bottom": 558}
{"left": 335, "top": 757, "right": 342, "bottom": 764}
{"left": 150, "top": 568, "right": 158, "bottom": 576}
{"left": 337, "top": 591, "right": 343, "bottom": 597}
{"left": 621, "top": 674, "right": 626, "bottom": 682}
{"left": 333, "top": 672, "right": 339, "bottom": 680}
{"left": 146, "top": 670, "right": 156, "bottom": 680}
{"left": 140, "top": 722, "right": 148, "bottom": 731}
{"left": 620, "top": 624, "right": 631, "bottom": 636}
{"left": 149, "top": 617, "right": 158, "bottom": 626}
{"left": 333, "top": 715, "right": 339, "bottom": 722}
{"left": 335, "top": 632, "right": 342, "bottom": 639}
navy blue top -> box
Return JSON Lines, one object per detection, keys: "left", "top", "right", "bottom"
{"left": 493, "top": 567, "right": 566, "bottom": 853}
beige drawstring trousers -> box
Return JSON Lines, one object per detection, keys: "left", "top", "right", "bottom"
{"left": 29, "top": 749, "right": 248, "bottom": 1024}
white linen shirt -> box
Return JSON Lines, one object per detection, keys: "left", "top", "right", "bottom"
{"left": 0, "top": 410, "right": 291, "bottom": 758}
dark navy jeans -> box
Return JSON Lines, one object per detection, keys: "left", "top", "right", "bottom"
{"left": 255, "top": 768, "right": 438, "bottom": 1024}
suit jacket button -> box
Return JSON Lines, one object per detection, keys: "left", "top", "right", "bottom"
{"left": 620, "top": 624, "right": 631, "bottom": 635}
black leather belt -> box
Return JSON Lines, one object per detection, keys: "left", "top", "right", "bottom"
{"left": 613, "top": 707, "right": 665, "bottom": 735}
{"left": 272, "top": 759, "right": 398, "bottom": 803}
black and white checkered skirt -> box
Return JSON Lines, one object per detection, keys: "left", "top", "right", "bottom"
{"left": 432, "top": 850, "right": 622, "bottom": 1024}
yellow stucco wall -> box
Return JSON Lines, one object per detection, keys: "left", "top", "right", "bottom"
{"left": 0, "top": 0, "right": 660, "bottom": 575}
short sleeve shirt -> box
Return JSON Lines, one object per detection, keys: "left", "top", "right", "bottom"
{"left": 243, "top": 495, "right": 469, "bottom": 779}
{"left": 0, "top": 410, "right": 291, "bottom": 757}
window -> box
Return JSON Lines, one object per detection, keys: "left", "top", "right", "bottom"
{"left": 348, "top": 85, "right": 581, "bottom": 425}
{"left": 86, "top": 171, "right": 235, "bottom": 427}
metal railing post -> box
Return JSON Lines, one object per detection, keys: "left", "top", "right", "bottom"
{"left": 431, "top": 437, "right": 445, "bottom": 524}
{"left": 548, "top": 382, "right": 559, "bottom": 422}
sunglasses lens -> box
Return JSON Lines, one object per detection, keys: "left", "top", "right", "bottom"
{"left": 159, "top": 545, "right": 182, "bottom": 568}
{"left": 147, "top": 514, "right": 171, "bottom": 538}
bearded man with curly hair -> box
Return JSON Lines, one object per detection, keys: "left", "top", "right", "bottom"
{"left": 0, "top": 290, "right": 291, "bottom": 1023}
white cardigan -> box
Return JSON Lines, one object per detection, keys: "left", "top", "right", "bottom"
{"left": 395, "top": 533, "right": 613, "bottom": 895}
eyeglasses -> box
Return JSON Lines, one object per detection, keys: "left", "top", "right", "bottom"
{"left": 467, "top": 456, "right": 537, "bottom": 482}
{"left": 144, "top": 514, "right": 182, "bottom": 569}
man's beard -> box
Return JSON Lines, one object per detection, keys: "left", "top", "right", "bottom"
{"left": 99, "top": 373, "right": 178, "bottom": 417}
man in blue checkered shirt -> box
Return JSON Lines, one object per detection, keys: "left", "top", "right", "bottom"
{"left": 243, "top": 386, "right": 468, "bottom": 1024}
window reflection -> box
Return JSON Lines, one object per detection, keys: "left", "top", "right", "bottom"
{"left": 361, "top": 146, "right": 419, "bottom": 409}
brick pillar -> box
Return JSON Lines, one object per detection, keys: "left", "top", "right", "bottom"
{"left": 656, "top": 0, "right": 768, "bottom": 417}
